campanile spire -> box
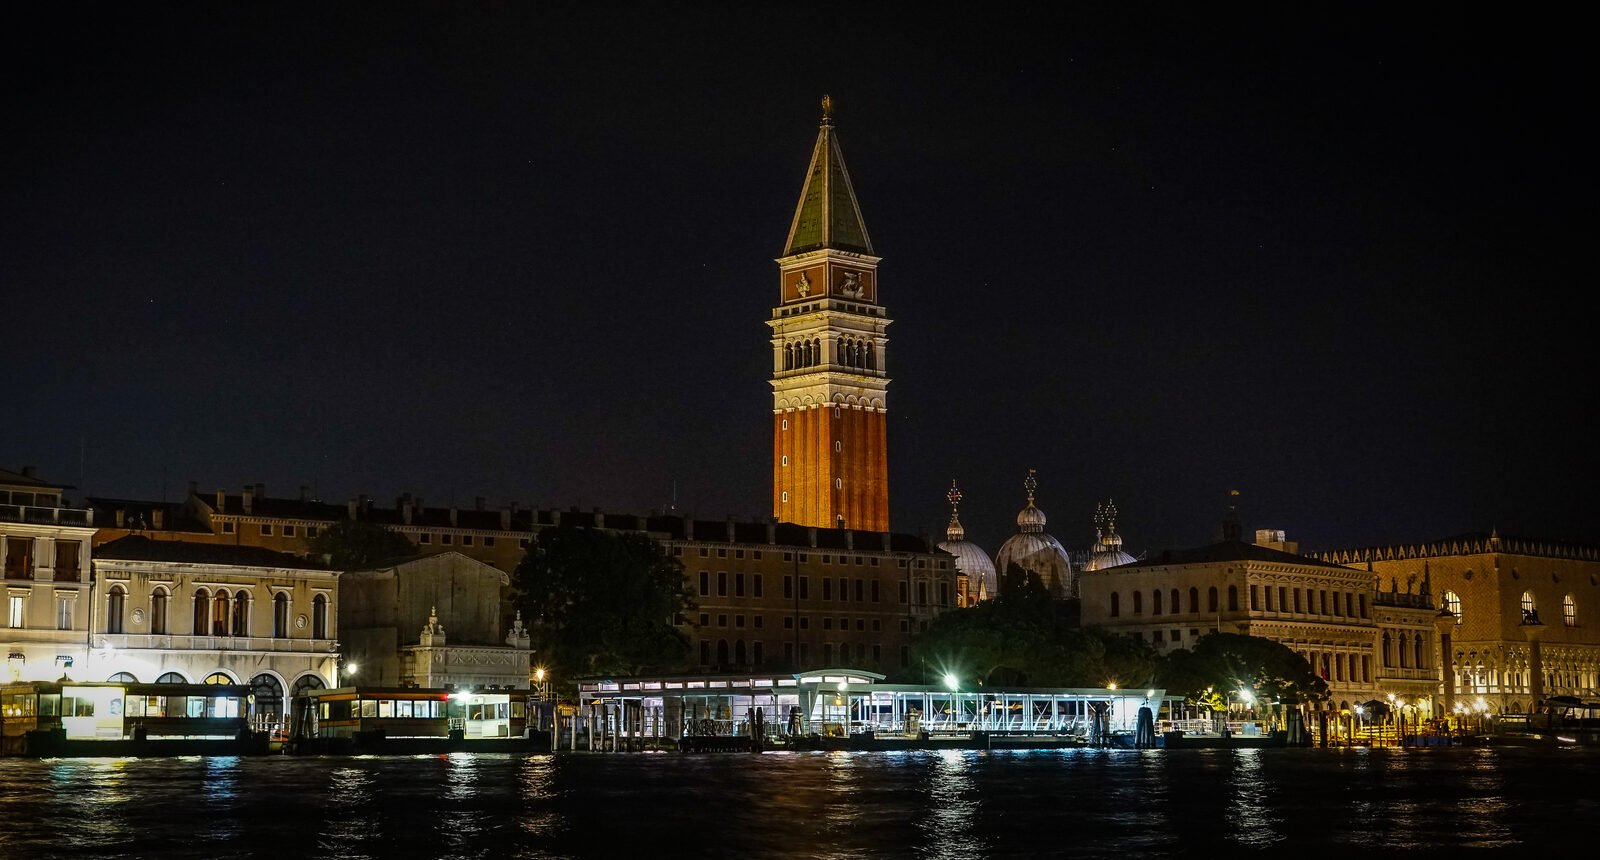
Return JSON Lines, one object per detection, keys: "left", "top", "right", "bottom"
{"left": 768, "top": 97, "right": 891, "bottom": 532}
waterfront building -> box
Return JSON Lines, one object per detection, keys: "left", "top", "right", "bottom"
{"left": 769, "top": 96, "right": 891, "bottom": 532}
{"left": 574, "top": 667, "right": 1170, "bottom": 748}
{"left": 937, "top": 482, "right": 996, "bottom": 606}
{"left": 338, "top": 552, "right": 532, "bottom": 690}
{"left": 1077, "top": 528, "right": 1442, "bottom": 725}
{"left": 993, "top": 470, "right": 1075, "bottom": 599}
{"left": 91, "top": 485, "right": 958, "bottom": 676}
{"left": 663, "top": 517, "right": 955, "bottom": 675}
{"left": 90, "top": 535, "right": 340, "bottom": 725}
{"left": 1315, "top": 532, "right": 1600, "bottom": 719}
{"left": 2, "top": 467, "right": 97, "bottom": 683}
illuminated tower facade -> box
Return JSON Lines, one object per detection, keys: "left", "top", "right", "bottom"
{"left": 770, "top": 96, "right": 890, "bottom": 531}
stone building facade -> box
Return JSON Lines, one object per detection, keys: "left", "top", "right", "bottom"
{"left": 2, "top": 467, "right": 96, "bottom": 683}
{"left": 1315, "top": 532, "right": 1600, "bottom": 717}
{"left": 1078, "top": 530, "right": 1442, "bottom": 719}
{"left": 90, "top": 535, "right": 340, "bottom": 723}
{"left": 337, "top": 552, "right": 531, "bottom": 690}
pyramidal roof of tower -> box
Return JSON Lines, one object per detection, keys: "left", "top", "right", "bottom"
{"left": 783, "top": 96, "right": 874, "bottom": 257}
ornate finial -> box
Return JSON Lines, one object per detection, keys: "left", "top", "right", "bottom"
{"left": 945, "top": 480, "right": 965, "bottom": 542}
{"left": 1104, "top": 499, "right": 1118, "bottom": 534}
{"left": 821, "top": 94, "right": 834, "bottom": 126}
{"left": 1024, "top": 469, "right": 1037, "bottom": 504}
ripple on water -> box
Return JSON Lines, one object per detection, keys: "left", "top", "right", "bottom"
{"left": 1, "top": 746, "right": 1597, "bottom": 857}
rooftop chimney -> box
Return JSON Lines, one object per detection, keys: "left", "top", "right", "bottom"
{"left": 241, "top": 485, "right": 254, "bottom": 515}
{"left": 594, "top": 508, "right": 605, "bottom": 528}
{"left": 152, "top": 509, "right": 165, "bottom": 529}
{"left": 500, "top": 507, "right": 511, "bottom": 529}
{"left": 21, "top": 465, "right": 36, "bottom": 478}
{"left": 347, "top": 497, "right": 359, "bottom": 520}
{"left": 215, "top": 489, "right": 225, "bottom": 509}
{"left": 115, "top": 509, "right": 126, "bottom": 528}
{"left": 449, "top": 507, "right": 458, "bottom": 526}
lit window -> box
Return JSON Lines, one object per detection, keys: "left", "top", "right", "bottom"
{"left": 1521, "top": 591, "right": 1536, "bottom": 617}
{"left": 1442, "top": 590, "right": 1462, "bottom": 626}
{"left": 1563, "top": 594, "right": 1577, "bottom": 628}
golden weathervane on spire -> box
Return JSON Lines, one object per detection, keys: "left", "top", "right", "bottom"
{"left": 820, "top": 94, "right": 834, "bottom": 126}
{"left": 947, "top": 480, "right": 963, "bottom": 513}
{"left": 1024, "top": 469, "right": 1038, "bottom": 504}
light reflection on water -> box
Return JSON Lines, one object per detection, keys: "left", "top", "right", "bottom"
{"left": 1, "top": 746, "right": 1597, "bottom": 858}
{"left": 1226, "top": 749, "right": 1283, "bottom": 847}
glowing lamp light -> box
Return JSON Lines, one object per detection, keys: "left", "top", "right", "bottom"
{"left": 1107, "top": 682, "right": 1117, "bottom": 691}
{"left": 535, "top": 667, "right": 546, "bottom": 682}
{"left": 943, "top": 673, "right": 959, "bottom": 691}
{"left": 345, "top": 662, "right": 359, "bottom": 676}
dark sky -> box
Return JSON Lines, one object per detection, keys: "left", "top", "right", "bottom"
{"left": 6, "top": 5, "right": 1592, "bottom": 557}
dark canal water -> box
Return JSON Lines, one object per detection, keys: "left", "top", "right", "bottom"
{"left": 1, "top": 746, "right": 1595, "bottom": 858}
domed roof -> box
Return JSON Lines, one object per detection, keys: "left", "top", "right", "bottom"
{"left": 937, "top": 480, "right": 997, "bottom": 603}
{"left": 994, "top": 470, "right": 1073, "bottom": 599}
{"left": 1083, "top": 499, "right": 1137, "bottom": 571}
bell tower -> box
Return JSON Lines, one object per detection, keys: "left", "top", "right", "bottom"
{"left": 769, "top": 96, "right": 891, "bottom": 532}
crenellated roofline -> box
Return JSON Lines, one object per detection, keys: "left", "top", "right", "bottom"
{"left": 1313, "top": 532, "right": 1600, "bottom": 565}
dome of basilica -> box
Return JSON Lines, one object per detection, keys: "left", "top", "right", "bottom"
{"left": 993, "top": 470, "right": 1074, "bottom": 599}
{"left": 936, "top": 481, "right": 997, "bottom": 604}
{"left": 1083, "top": 499, "right": 1137, "bottom": 571}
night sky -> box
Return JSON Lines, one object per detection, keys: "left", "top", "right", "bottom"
{"left": 7, "top": 6, "right": 1591, "bottom": 557}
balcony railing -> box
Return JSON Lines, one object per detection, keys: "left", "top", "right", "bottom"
{"left": 101, "top": 633, "right": 338, "bottom": 654}
{"left": 0, "top": 504, "right": 94, "bottom": 526}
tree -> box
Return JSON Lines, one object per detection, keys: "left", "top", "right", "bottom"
{"left": 513, "top": 526, "right": 695, "bottom": 685}
{"left": 1158, "top": 632, "right": 1330, "bottom": 709}
{"left": 909, "top": 563, "right": 1160, "bottom": 688}
{"left": 305, "top": 519, "right": 417, "bottom": 568}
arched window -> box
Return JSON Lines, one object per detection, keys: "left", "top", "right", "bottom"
{"left": 1563, "top": 594, "right": 1577, "bottom": 627}
{"left": 290, "top": 674, "right": 325, "bottom": 698}
{"left": 204, "top": 672, "right": 233, "bottom": 685}
{"left": 1207, "top": 586, "right": 1218, "bottom": 613}
{"left": 232, "top": 591, "right": 249, "bottom": 637}
{"left": 866, "top": 342, "right": 875, "bottom": 371}
{"left": 1169, "top": 588, "right": 1180, "bottom": 615}
{"left": 252, "top": 674, "right": 284, "bottom": 722}
{"left": 1152, "top": 589, "right": 1162, "bottom": 615}
{"left": 1133, "top": 591, "right": 1143, "bottom": 614}
{"left": 213, "top": 590, "right": 231, "bottom": 636}
{"left": 192, "top": 588, "right": 209, "bottom": 635}
{"left": 1382, "top": 631, "right": 1393, "bottom": 667}
{"left": 1320, "top": 654, "right": 1330, "bottom": 679}
{"left": 156, "top": 671, "right": 187, "bottom": 684}
{"left": 1521, "top": 591, "right": 1536, "bottom": 617}
{"left": 151, "top": 588, "right": 168, "bottom": 635}
{"left": 274, "top": 593, "right": 289, "bottom": 638}
{"left": 735, "top": 640, "right": 747, "bottom": 665}
{"left": 1414, "top": 633, "right": 1424, "bottom": 668}
{"left": 108, "top": 671, "right": 138, "bottom": 683}
{"left": 312, "top": 594, "right": 328, "bottom": 639}
{"left": 784, "top": 343, "right": 794, "bottom": 370}
{"left": 1110, "top": 592, "right": 1120, "bottom": 617}
{"left": 1189, "top": 587, "right": 1200, "bottom": 613}
{"left": 106, "top": 585, "right": 126, "bottom": 634}
{"left": 1398, "top": 633, "right": 1410, "bottom": 668}
{"left": 1442, "top": 591, "right": 1463, "bottom": 624}
{"left": 1227, "top": 585, "right": 1239, "bottom": 612}
{"left": 716, "top": 639, "right": 729, "bottom": 666}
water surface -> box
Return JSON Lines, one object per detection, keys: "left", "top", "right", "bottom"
{"left": 1, "top": 746, "right": 1593, "bottom": 858}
